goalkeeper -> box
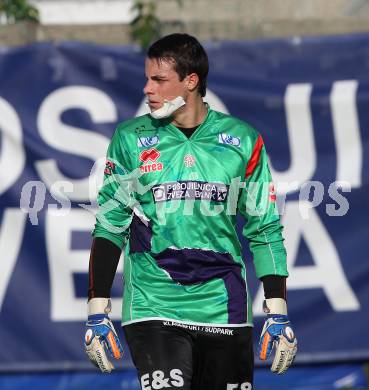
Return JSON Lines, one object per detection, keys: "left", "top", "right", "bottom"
{"left": 85, "top": 33, "right": 297, "bottom": 389}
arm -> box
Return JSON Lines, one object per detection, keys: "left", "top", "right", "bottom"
{"left": 88, "top": 237, "right": 121, "bottom": 301}
{"left": 239, "top": 134, "right": 288, "bottom": 280}
{"left": 239, "top": 133, "right": 297, "bottom": 373}
{"left": 85, "top": 127, "right": 135, "bottom": 373}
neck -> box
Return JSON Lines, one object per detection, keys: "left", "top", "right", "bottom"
{"left": 171, "top": 95, "right": 207, "bottom": 128}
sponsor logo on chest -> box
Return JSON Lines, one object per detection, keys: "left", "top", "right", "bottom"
{"left": 139, "top": 148, "right": 163, "bottom": 174}
{"left": 152, "top": 181, "right": 229, "bottom": 203}
{"left": 137, "top": 135, "right": 159, "bottom": 148}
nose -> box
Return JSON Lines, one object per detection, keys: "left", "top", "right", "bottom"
{"left": 143, "top": 79, "right": 153, "bottom": 95}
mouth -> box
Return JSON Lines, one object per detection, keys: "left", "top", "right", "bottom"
{"left": 147, "top": 101, "right": 162, "bottom": 110}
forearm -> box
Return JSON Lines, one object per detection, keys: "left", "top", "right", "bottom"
{"left": 88, "top": 237, "right": 122, "bottom": 300}
{"left": 261, "top": 275, "right": 286, "bottom": 299}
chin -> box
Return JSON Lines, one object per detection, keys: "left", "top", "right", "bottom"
{"left": 150, "top": 104, "right": 162, "bottom": 111}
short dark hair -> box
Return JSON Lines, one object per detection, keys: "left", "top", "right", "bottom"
{"left": 147, "top": 33, "right": 209, "bottom": 97}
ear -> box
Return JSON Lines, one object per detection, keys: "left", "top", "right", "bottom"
{"left": 186, "top": 73, "right": 199, "bottom": 93}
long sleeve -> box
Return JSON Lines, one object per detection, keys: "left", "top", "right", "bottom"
{"left": 238, "top": 133, "right": 288, "bottom": 279}
{"left": 92, "top": 126, "right": 135, "bottom": 249}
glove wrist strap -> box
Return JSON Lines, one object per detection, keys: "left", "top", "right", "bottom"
{"left": 263, "top": 298, "right": 287, "bottom": 315}
{"left": 88, "top": 298, "right": 111, "bottom": 316}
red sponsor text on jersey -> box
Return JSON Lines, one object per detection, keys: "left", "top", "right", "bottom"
{"left": 140, "top": 162, "right": 163, "bottom": 173}
{"left": 139, "top": 148, "right": 163, "bottom": 173}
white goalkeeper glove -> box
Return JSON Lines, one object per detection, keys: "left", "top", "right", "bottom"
{"left": 84, "top": 298, "right": 123, "bottom": 373}
{"left": 258, "top": 298, "right": 297, "bottom": 374}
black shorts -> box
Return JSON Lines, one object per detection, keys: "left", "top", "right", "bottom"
{"left": 123, "top": 320, "right": 254, "bottom": 390}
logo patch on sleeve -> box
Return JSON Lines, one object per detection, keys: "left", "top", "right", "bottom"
{"left": 104, "top": 160, "right": 116, "bottom": 175}
{"left": 269, "top": 183, "right": 276, "bottom": 202}
{"left": 219, "top": 133, "right": 241, "bottom": 147}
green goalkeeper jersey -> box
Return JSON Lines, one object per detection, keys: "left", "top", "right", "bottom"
{"left": 93, "top": 107, "right": 288, "bottom": 327}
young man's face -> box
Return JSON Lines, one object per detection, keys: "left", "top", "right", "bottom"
{"left": 143, "top": 57, "right": 188, "bottom": 111}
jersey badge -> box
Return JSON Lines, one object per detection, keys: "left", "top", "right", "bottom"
{"left": 184, "top": 154, "right": 196, "bottom": 168}
{"left": 137, "top": 135, "right": 159, "bottom": 148}
{"left": 219, "top": 133, "right": 241, "bottom": 147}
{"left": 269, "top": 183, "right": 277, "bottom": 202}
{"left": 104, "top": 160, "right": 116, "bottom": 175}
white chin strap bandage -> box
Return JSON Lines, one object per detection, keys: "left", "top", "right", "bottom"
{"left": 149, "top": 96, "right": 186, "bottom": 119}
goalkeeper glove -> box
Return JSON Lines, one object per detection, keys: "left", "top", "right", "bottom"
{"left": 84, "top": 298, "right": 123, "bottom": 373}
{"left": 258, "top": 298, "right": 297, "bottom": 374}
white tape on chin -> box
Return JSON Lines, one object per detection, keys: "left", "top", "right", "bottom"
{"left": 88, "top": 298, "right": 111, "bottom": 316}
{"left": 149, "top": 96, "right": 186, "bottom": 119}
{"left": 265, "top": 298, "right": 287, "bottom": 315}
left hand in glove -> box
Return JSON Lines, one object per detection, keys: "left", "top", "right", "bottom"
{"left": 258, "top": 298, "right": 297, "bottom": 374}
{"left": 84, "top": 298, "right": 123, "bottom": 373}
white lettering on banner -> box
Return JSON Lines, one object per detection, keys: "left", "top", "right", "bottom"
{"left": 283, "top": 201, "right": 360, "bottom": 310}
{"left": 253, "top": 201, "right": 360, "bottom": 315}
{"left": 203, "top": 89, "right": 230, "bottom": 114}
{"left": 35, "top": 86, "right": 113, "bottom": 201}
{"left": 330, "top": 80, "right": 362, "bottom": 189}
{"left": 46, "top": 209, "right": 123, "bottom": 321}
{"left": 0, "top": 97, "right": 25, "bottom": 195}
{"left": 85, "top": 157, "right": 106, "bottom": 204}
{"left": 270, "top": 84, "right": 317, "bottom": 194}
{"left": 0, "top": 209, "right": 27, "bottom": 311}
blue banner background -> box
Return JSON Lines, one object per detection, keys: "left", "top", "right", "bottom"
{"left": 0, "top": 33, "right": 368, "bottom": 371}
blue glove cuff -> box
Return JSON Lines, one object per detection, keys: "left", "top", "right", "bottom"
{"left": 88, "top": 314, "right": 109, "bottom": 321}
{"left": 267, "top": 314, "right": 289, "bottom": 322}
